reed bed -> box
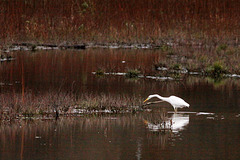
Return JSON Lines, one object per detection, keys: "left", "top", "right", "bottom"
{"left": 154, "top": 45, "right": 240, "bottom": 76}
{"left": 0, "top": 0, "right": 239, "bottom": 45}
{"left": 0, "top": 91, "right": 143, "bottom": 121}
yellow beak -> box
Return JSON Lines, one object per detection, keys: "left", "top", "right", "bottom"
{"left": 143, "top": 98, "right": 149, "bottom": 103}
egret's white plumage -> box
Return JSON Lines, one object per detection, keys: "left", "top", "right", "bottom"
{"left": 143, "top": 94, "right": 190, "bottom": 112}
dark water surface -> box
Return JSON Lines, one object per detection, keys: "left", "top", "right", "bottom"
{"left": 0, "top": 49, "right": 240, "bottom": 160}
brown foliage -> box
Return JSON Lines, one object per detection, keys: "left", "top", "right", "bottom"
{"left": 0, "top": 0, "right": 240, "bottom": 44}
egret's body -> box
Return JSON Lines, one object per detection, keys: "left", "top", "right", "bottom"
{"left": 144, "top": 94, "right": 190, "bottom": 112}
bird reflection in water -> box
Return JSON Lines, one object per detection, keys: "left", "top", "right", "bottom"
{"left": 143, "top": 109, "right": 189, "bottom": 149}
{"left": 143, "top": 109, "right": 189, "bottom": 132}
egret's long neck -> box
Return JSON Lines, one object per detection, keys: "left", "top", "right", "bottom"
{"left": 152, "top": 94, "right": 168, "bottom": 101}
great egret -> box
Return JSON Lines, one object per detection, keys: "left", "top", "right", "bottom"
{"left": 143, "top": 94, "right": 190, "bottom": 112}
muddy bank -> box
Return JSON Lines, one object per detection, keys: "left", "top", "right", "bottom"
{"left": 0, "top": 106, "right": 146, "bottom": 123}
{"left": 2, "top": 41, "right": 236, "bottom": 53}
{"left": 1, "top": 42, "right": 169, "bottom": 53}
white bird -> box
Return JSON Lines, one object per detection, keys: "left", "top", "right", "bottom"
{"left": 143, "top": 94, "right": 190, "bottom": 112}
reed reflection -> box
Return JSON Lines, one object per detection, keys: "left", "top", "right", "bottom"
{"left": 0, "top": 115, "right": 140, "bottom": 160}
{"left": 1, "top": 111, "right": 239, "bottom": 160}
{"left": 0, "top": 112, "right": 189, "bottom": 159}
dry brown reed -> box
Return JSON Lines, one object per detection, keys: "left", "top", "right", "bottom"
{"left": 0, "top": 0, "right": 240, "bottom": 45}
{"left": 0, "top": 91, "right": 143, "bottom": 121}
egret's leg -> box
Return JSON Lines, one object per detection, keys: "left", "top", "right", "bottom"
{"left": 174, "top": 108, "right": 177, "bottom": 113}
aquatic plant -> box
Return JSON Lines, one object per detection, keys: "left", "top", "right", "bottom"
{"left": 31, "top": 44, "right": 37, "bottom": 51}
{"left": 160, "top": 45, "right": 173, "bottom": 54}
{"left": 171, "top": 64, "right": 181, "bottom": 70}
{"left": 125, "top": 69, "right": 141, "bottom": 78}
{"left": 95, "top": 68, "right": 105, "bottom": 76}
{"left": 206, "top": 61, "right": 227, "bottom": 79}
{"left": 171, "top": 72, "right": 181, "bottom": 80}
{"left": 22, "top": 110, "right": 34, "bottom": 118}
{"left": 216, "top": 44, "right": 228, "bottom": 53}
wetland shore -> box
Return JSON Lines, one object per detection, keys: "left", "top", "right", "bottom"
{"left": 1, "top": 41, "right": 240, "bottom": 76}
{"left": 1, "top": 0, "right": 240, "bottom": 122}
{"left": 0, "top": 45, "right": 240, "bottom": 122}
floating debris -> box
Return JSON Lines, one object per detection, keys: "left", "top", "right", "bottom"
{"left": 0, "top": 82, "right": 13, "bottom": 86}
{"left": 112, "top": 72, "right": 127, "bottom": 76}
{"left": 72, "top": 109, "right": 87, "bottom": 114}
{"left": 0, "top": 58, "right": 15, "bottom": 62}
{"left": 35, "top": 136, "right": 41, "bottom": 139}
{"left": 196, "top": 112, "right": 215, "bottom": 116}
{"left": 145, "top": 76, "right": 174, "bottom": 81}
{"left": 225, "top": 74, "right": 240, "bottom": 78}
{"left": 35, "top": 46, "right": 58, "bottom": 50}
{"left": 92, "top": 72, "right": 126, "bottom": 76}
{"left": 156, "top": 67, "right": 168, "bottom": 71}
{"left": 92, "top": 71, "right": 176, "bottom": 81}
{"left": 168, "top": 111, "right": 197, "bottom": 114}
{"left": 206, "top": 117, "right": 215, "bottom": 120}
{"left": 189, "top": 71, "right": 202, "bottom": 75}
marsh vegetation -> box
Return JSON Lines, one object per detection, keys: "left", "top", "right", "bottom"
{"left": 0, "top": 91, "right": 144, "bottom": 121}
{"left": 0, "top": 1, "right": 240, "bottom": 159}
{"left": 0, "top": 0, "right": 240, "bottom": 46}
{"left": 0, "top": 49, "right": 239, "bottom": 121}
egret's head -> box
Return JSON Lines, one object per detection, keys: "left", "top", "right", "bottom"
{"left": 143, "top": 95, "right": 155, "bottom": 103}
{"left": 143, "top": 97, "right": 149, "bottom": 103}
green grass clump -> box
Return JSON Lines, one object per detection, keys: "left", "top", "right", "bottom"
{"left": 125, "top": 69, "right": 141, "bottom": 78}
{"left": 206, "top": 61, "right": 227, "bottom": 79}
{"left": 22, "top": 110, "right": 35, "bottom": 118}
{"left": 171, "top": 64, "right": 181, "bottom": 70}
{"left": 160, "top": 44, "right": 170, "bottom": 51}
{"left": 31, "top": 44, "right": 37, "bottom": 51}
{"left": 216, "top": 44, "right": 228, "bottom": 53}
{"left": 95, "top": 69, "right": 105, "bottom": 76}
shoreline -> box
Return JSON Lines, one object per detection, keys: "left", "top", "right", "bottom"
{"left": 1, "top": 42, "right": 240, "bottom": 78}
{"left": 1, "top": 41, "right": 240, "bottom": 53}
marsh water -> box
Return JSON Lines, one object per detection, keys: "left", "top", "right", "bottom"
{"left": 0, "top": 49, "right": 240, "bottom": 160}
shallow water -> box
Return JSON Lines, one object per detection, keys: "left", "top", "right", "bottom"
{"left": 0, "top": 112, "right": 240, "bottom": 160}
{"left": 0, "top": 49, "right": 240, "bottom": 159}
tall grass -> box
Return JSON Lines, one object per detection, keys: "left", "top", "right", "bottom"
{"left": 0, "top": 0, "right": 239, "bottom": 44}
{"left": 0, "top": 91, "right": 143, "bottom": 121}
